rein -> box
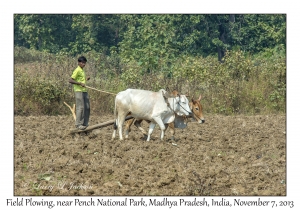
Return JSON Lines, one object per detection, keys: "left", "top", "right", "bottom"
{"left": 178, "top": 100, "right": 192, "bottom": 114}
{"left": 166, "top": 95, "right": 190, "bottom": 117}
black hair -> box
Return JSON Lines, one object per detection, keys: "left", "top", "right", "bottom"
{"left": 78, "top": 56, "right": 87, "bottom": 63}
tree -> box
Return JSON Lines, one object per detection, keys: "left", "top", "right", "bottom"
{"left": 14, "top": 14, "right": 74, "bottom": 53}
{"left": 14, "top": 14, "right": 286, "bottom": 59}
{"left": 238, "top": 14, "right": 286, "bottom": 53}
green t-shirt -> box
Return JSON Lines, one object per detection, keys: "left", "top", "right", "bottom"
{"left": 71, "top": 66, "right": 87, "bottom": 92}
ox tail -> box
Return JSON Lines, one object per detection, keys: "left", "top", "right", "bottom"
{"left": 113, "top": 120, "right": 117, "bottom": 130}
{"left": 113, "top": 98, "right": 118, "bottom": 130}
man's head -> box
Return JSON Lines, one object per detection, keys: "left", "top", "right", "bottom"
{"left": 78, "top": 56, "right": 87, "bottom": 68}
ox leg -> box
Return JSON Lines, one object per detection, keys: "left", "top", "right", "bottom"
{"left": 164, "top": 123, "right": 174, "bottom": 140}
{"left": 134, "top": 119, "right": 148, "bottom": 138}
{"left": 112, "top": 119, "right": 117, "bottom": 139}
{"left": 147, "top": 122, "right": 156, "bottom": 141}
{"left": 152, "top": 117, "right": 166, "bottom": 141}
{"left": 117, "top": 115, "right": 126, "bottom": 140}
{"left": 168, "top": 122, "right": 175, "bottom": 141}
{"left": 124, "top": 118, "right": 134, "bottom": 139}
{"left": 112, "top": 127, "right": 116, "bottom": 140}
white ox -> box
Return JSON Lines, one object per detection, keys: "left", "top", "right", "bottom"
{"left": 112, "top": 89, "right": 192, "bottom": 141}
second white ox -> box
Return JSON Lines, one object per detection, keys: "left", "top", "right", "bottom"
{"left": 112, "top": 89, "right": 192, "bottom": 141}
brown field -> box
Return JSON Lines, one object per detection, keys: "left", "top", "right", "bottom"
{"left": 14, "top": 114, "right": 286, "bottom": 196}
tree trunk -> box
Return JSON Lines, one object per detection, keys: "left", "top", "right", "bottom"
{"left": 218, "top": 23, "right": 226, "bottom": 62}
{"left": 229, "top": 14, "right": 235, "bottom": 23}
{"left": 217, "top": 47, "right": 224, "bottom": 62}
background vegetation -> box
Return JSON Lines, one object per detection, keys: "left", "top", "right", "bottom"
{"left": 14, "top": 14, "right": 286, "bottom": 116}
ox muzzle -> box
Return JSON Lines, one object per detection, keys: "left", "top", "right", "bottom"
{"left": 191, "top": 114, "right": 205, "bottom": 124}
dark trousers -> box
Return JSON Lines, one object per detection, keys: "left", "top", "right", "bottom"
{"left": 75, "top": 92, "right": 90, "bottom": 127}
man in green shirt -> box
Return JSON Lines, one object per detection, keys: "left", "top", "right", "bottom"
{"left": 69, "top": 56, "right": 90, "bottom": 130}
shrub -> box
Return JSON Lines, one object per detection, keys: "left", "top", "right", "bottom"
{"left": 14, "top": 70, "right": 70, "bottom": 115}
{"left": 14, "top": 47, "right": 286, "bottom": 116}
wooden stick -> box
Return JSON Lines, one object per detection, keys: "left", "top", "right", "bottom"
{"left": 85, "top": 85, "right": 117, "bottom": 95}
{"left": 64, "top": 102, "right": 76, "bottom": 120}
{"left": 69, "top": 116, "right": 134, "bottom": 134}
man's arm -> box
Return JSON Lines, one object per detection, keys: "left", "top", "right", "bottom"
{"left": 69, "top": 78, "right": 85, "bottom": 87}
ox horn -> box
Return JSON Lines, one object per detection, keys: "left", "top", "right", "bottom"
{"left": 171, "top": 90, "right": 179, "bottom": 97}
{"left": 163, "top": 91, "right": 175, "bottom": 99}
{"left": 198, "top": 95, "right": 202, "bottom": 101}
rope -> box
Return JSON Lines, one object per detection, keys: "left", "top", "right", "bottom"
{"left": 166, "top": 96, "right": 191, "bottom": 117}
{"left": 85, "top": 85, "right": 117, "bottom": 95}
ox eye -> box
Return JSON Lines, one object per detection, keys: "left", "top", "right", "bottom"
{"left": 195, "top": 108, "right": 199, "bottom": 110}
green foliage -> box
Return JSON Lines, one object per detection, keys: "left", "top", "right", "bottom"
{"left": 14, "top": 14, "right": 286, "bottom": 60}
{"left": 14, "top": 14, "right": 74, "bottom": 53}
{"left": 15, "top": 47, "right": 286, "bottom": 116}
{"left": 14, "top": 14, "right": 122, "bottom": 55}
{"left": 239, "top": 15, "right": 286, "bottom": 53}
{"left": 119, "top": 15, "right": 178, "bottom": 73}
{"left": 14, "top": 13, "right": 286, "bottom": 116}
{"left": 170, "top": 49, "right": 286, "bottom": 115}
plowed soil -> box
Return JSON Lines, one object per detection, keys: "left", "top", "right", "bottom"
{"left": 14, "top": 114, "right": 286, "bottom": 196}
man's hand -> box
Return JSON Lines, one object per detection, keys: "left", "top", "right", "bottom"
{"left": 80, "top": 83, "right": 86, "bottom": 87}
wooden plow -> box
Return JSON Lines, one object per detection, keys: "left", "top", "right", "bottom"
{"left": 64, "top": 102, "right": 133, "bottom": 134}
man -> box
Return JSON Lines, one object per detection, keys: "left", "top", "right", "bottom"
{"left": 69, "top": 56, "right": 90, "bottom": 130}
